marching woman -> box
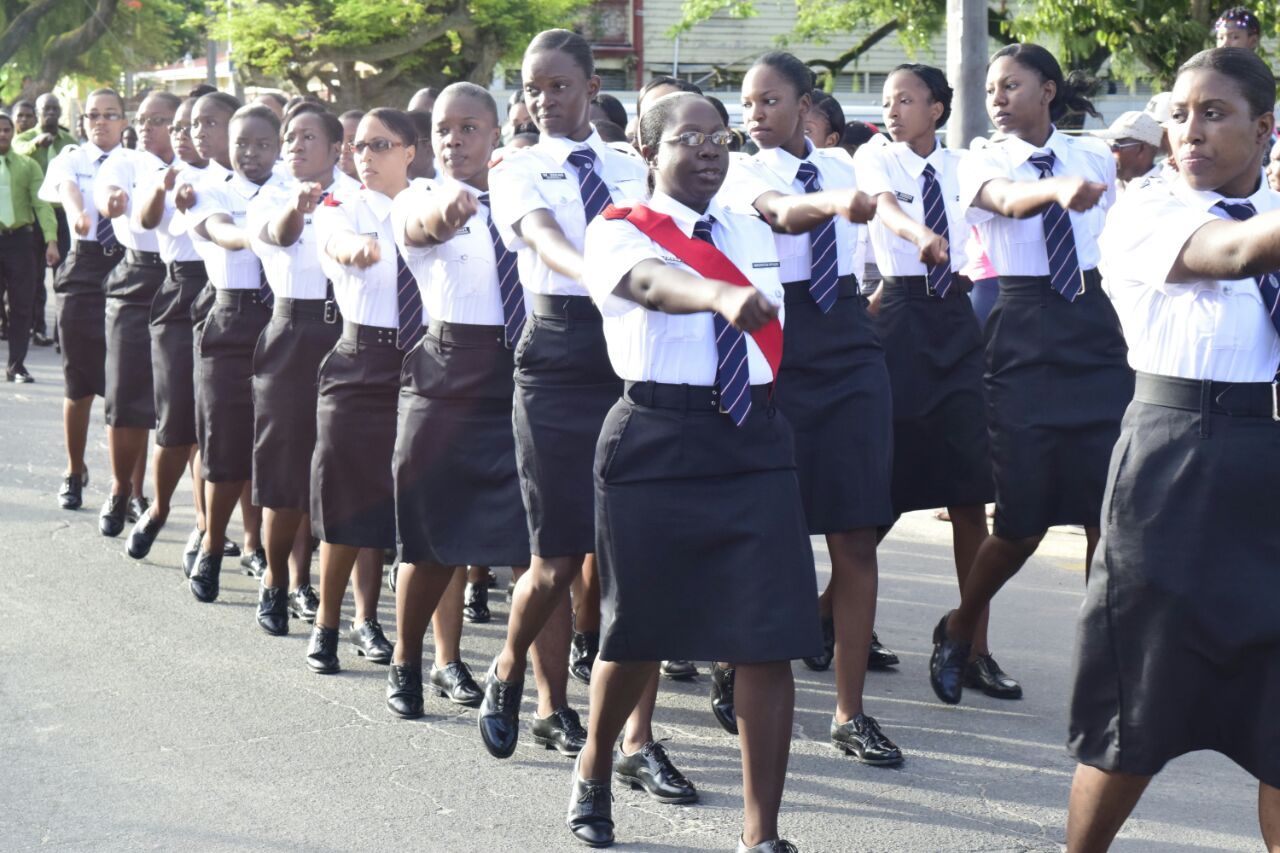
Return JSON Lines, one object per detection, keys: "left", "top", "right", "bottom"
{"left": 854, "top": 66, "right": 1015, "bottom": 699}
{"left": 93, "top": 91, "right": 180, "bottom": 538}
{"left": 930, "top": 44, "right": 1133, "bottom": 705}
{"left": 721, "top": 51, "right": 902, "bottom": 765}
{"left": 245, "top": 103, "right": 359, "bottom": 635}
{"left": 304, "top": 108, "right": 420, "bottom": 674}
{"left": 384, "top": 82, "right": 530, "bottom": 716}
{"left": 572, "top": 90, "right": 819, "bottom": 852}
{"left": 1067, "top": 47, "right": 1280, "bottom": 851}
{"left": 180, "top": 103, "right": 291, "bottom": 603}
{"left": 479, "top": 29, "right": 646, "bottom": 761}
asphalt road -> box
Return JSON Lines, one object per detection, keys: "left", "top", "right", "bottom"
{"left": 0, "top": 335, "right": 1265, "bottom": 852}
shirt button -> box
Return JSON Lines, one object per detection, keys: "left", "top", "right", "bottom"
{"left": 459, "top": 254, "right": 468, "bottom": 262}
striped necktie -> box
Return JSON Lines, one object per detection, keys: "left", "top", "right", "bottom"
{"left": 1213, "top": 200, "right": 1280, "bottom": 339}
{"left": 94, "top": 153, "right": 120, "bottom": 251}
{"left": 565, "top": 148, "right": 611, "bottom": 223}
{"left": 1028, "top": 152, "right": 1082, "bottom": 301}
{"left": 692, "top": 217, "right": 751, "bottom": 427}
{"left": 395, "top": 244, "right": 424, "bottom": 351}
{"left": 794, "top": 161, "right": 838, "bottom": 313}
{"left": 920, "top": 163, "right": 954, "bottom": 298}
{"left": 479, "top": 192, "right": 526, "bottom": 347}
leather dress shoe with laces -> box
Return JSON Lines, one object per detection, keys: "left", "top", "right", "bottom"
{"left": 710, "top": 663, "right": 738, "bottom": 735}
{"left": 240, "top": 547, "right": 267, "bottom": 578}
{"left": 614, "top": 740, "right": 698, "bottom": 804}
{"left": 802, "top": 618, "right": 835, "bottom": 671}
{"left": 478, "top": 659, "right": 523, "bottom": 759}
{"left": 126, "top": 495, "right": 149, "bottom": 524}
{"left": 965, "top": 654, "right": 1023, "bottom": 699}
{"left": 125, "top": 509, "right": 164, "bottom": 559}
{"left": 569, "top": 631, "right": 598, "bottom": 685}
{"left": 31, "top": 331, "right": 53, "bottom": 347}
{"left": 429, "top": 660, "right": 483, "bottom": 707}
{"left": 6, "top": 366, "right": 33, "bottom": 383}
{"left": 348, "top": 619, "right": 394, "bottom": 664}
{"left": 463, "top": 582, "right": 490, "bottom": 623}
{"left": 99, "top": 494, "right": 129, "bottom": 537}
{"left": 306, "top": 625, "right": 340, "bottom": 673}
{"left": 738, "top": 838, "right": 800, "bottom": 853}
{"left": 189, "top": 551, "right": 222, "bottom": 603}
{"left": 58, "top": 469, "right": 88, "bottom": 510}
{"left": 387, "top": 664, "right": 425, "bottom": 718}
{"left": 831, "top": 713, "right": 903, "bottom": 766}
{"left": 929, "top": 613, "right": 971, "bottom": 705}
{"left": 660, "top": 660, "right": 698, "bottom": 680}
{"left": 532, "top": 706, "right": 587, "bottom": 756}
{"left": 256, "top": 584, "right": 289, "bottom": 636}
{"left": 868, "top": 631, "right": 900, "bottom": 669}
{"left": 567, "top": 756, "right": 614, "bottom": 848}
{"left": 289, "top": 585, "right": 319, "bottom": 622}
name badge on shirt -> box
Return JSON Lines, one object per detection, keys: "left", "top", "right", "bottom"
{"left": 455, "top": 226, "right": 470, "bottom": 235}
{"left": 540, "top": 172, "right": 568, "bottom": 181}
{"left": 895, "top": 191, "right": 914, "bottom": 204}
{"left": 752, "top": 261, "right": 780, "bottom": 269}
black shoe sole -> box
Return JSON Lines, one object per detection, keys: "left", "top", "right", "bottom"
{"left": 126, "top": 532, "right": 158, "bottom": 560}
{"left": 532, "top": 734, "right": 583, "bottom": 756}
{"left": 430, "top": 684, "right": 483, "bottom": 708}
{"left": 351, "top": 644, "right": 393, "bottom": 665}
{"left": 306, "top": 660, "right": 340, "bottom": 674}
{"left": 387, "top": 701, "right": 425, "bottom": 719}
{"left": 568, "top": 829, "right": 614, "bottom": 849}
{"left": 615, "top": 773, "right": 698, "bottom": 804}
{"left": 963, "top": 676, "right": 1023, "bottom": 700}
{"left": 478, "top": 721, "right": 519, "bottom": 759}
{"left": 257, "top": 618, "right": 289, "bottom": 637}
{"left": 831, "top": 740, "right": 905, "bottom": 766}
{"left": 100, "top": 523, "right": 125, "bottom": 538}
{"left": 463, "top": 611, "right": 491, "bottom": 624}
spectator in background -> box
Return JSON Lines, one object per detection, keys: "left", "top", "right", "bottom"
{"left": 253, "top": 92, "right": 287, "bottom": 120}
{"left": 703, "top": 95, "right": 743, "bottom": 152}
{"left": 590, "top": 93, "right": 628, "bottom": 129}
{"left": 508, "top": 130, "right": 538, "bottom": 149}
{"left": 408, "top": 86, "right": 440, "bottom": 115}
{"left": 592, "top": 120, "right": 628, "bottom": 144}
{"left": 1089, "top": 110, "right": 1164, "bottom": 191}
{"left": 406, "top": 109, "right": 435, "bottom": 180}
{"left": 12, "top": 101, "right": 37, "bottom": 134}
{"left": 338, "top": 109, "right": 362, "bottom": 180}
{"left": 188, "top": 84, "right": 218, "bottom": 99}
{"left": 805, "top": 91, "right": 846, "bottom": 149}
{"left": 504, "top": 90, "right": 535, "bottom": 142}
{"left": 1215, "top": 6, "right": 1261, "bottom": 50}
{"left": 121, "top": 126, "right": 138, "bottom": 149}
{"left": 839, "top": 120, "right": 880, "bottom": 159}
{"left": 635, "top": 75, "right": 701, "bottom": 117}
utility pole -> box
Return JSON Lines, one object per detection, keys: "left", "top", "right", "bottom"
{"left": 946, "top": 0, "right": 989, "bottom": 149}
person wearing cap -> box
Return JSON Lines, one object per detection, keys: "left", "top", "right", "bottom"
{"left": 1091, "top": 111, "right": 1164, "bottom": 191}
{"left": 1214, "top": 6, "right": 1261, "bottom": 50}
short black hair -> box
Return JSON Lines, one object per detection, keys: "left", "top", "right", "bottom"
{"left": 750, "top": 52, "right": 814, "bottom": 98}
{"left": 338, "top": 109, "right": 364, "bottom": 123}
{"left": 256, "top": 91, "right": 287, "bottom": 109}
{"left": 809, "top": 91, "right": 846, "bottom": 136}
{"left": 841, "top": 120, "right": 879, "bottom": 149}
{"left": 0, "top": 113, "right": 14, "bottom": 130}
{"left": 86, "top": 87, "right": 126, "bottom": 114}
{"left": 11, "top": 100, "right": 34, "bottom": 113}
{"left": 407, "top": 109, "right": 433, "bottom": 141}
{"left": 638, "top": 75, "right": 702, "bottom": 104}
{"left": 525, "top": 29, "right": 594, "bottom": 77}
{"left": 1178, "top": 46, "right": 1276, "bottom": 118}
{"left": 231, "top": 103, "right": 282, "bottom": 136}
{"left": 437, "top": 82, "right": 500, "bottom": 125}
{"left": 197, "top": 91, "right": 243, "bottom": 117}
{"left": 283, "top": 101, "right": 344, "bottom": 146}
{"left": 188, "top": 84, "right": 219, "bottom": 99}
{"left": 703, "top": 94, "right": 731, "bottom": 128}
{"left": 593, "top": 119, "right": 627, "bottom": 143}
{"left": 990, "top": 43, "right": 1100, "bottom": 121}
{"left": 364, "top": 107, "right": 417, "bottom": 147}
{"left": 142, "top": 91, "right": 182, "bottom": 114}
{"left": 592, "top": 93, "right": 628, "bottom": 129}
{"left": 890, "top": 63, "right": 953, "bottom": 128}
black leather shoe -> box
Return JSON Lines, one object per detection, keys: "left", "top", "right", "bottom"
{"left": 429, "top": 660, "right": 484, "bottom": 707}
{"left": 567, "top": 757, "right": 614, "bottom": 848}
{"left": 288, "top": 584, "right": 319, "bottom": 622}
{"left": 348, "top": 619, "right": 394, "bottom": 664}
{"left": 189, "top": 551, "right": 222, "bottom": 603}
{"left": 256, "top": 584, "right": 289, "bottom": 636}
{"left": 802, "top": 618, "right": 835, "bottom": 671}
{"left": 126, "top": 495, "right": 149, "bottom": 524}
{"left": 569, "top": 631, "right": 598, "bottom": 685}
{"left": 240, "top": 547, "right": 267, "bottom": 578}
{"left": 222, "top": 539, "right": 241, "bottom": 558}
{"left": 126, "top": 509, "right": 165, "bottom": 559}
{"left": 737, "top": 839, "right": 800, "bottom": 853}
{"left": 98, "top": 494, "right": 129, "bottom": 537}
{"left": 614, "top": 739, "right": 698, "bottom": 804}
{"left": 660, "top": 660, "right": 698, "bottom": 680}
{"left": 929, "top": 613, "right": 971, "bottom": 705}
{"left": 387, "top": 664, "right": 425, "bottom": 718}
{"left": 531, "top": 706, "right": 587, "bottom": 756}
{"left": 710, "top": 663, "right": 738, "bottom": 735}
{"left": 463, "top": 582, "right": 490, "bottom": 623}
{"left": 477, "top": 659, "right": 523, "bottom": 759}
{"left": 58, "top": 469, "right": 87, "bottom": 510}
{"left": 31, "top": 331, "right": 53, "bottom": 347}
{"left": 6, "top": 366, "right": 33, "bottom": 383}
{"left": 964, "top": 654, "right": 1023, "bottom": 699}
{"left": 182, "top": 527, "right": 201, "bottom": 578}
{"left": 868, "top": 631, "right": 900, "bottom": 669}
{"left": 306, "top": 625, "right": 340, "bottom": 674}
{"left": 831, "top": 713, "right": 903, "bottom": 766}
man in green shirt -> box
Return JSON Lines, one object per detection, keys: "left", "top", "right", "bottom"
{"left": 0, "top": 110, "right": 59, "bottom": 381}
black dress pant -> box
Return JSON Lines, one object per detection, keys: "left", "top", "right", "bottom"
{"left": 2, "top": 226, "right": 39, "bottom": 371}
{"left": 28, "top": 210, "right": 66, "bottom": 336}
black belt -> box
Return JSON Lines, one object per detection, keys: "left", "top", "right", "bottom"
{"left": 274, "top": 296, "right": 339, "bottom": 324}
{"left": 1134, "top": 371, "right": 1280, "bottom": 421}
{"left": 75, "top": 239, "right": 123, "bottom": 257}
{"left": 882, "top": 275, "right": 965, "bottom": 299}
{"left": 168, "top": 260, "right": 205, "bottom": 276}
{"left": 624, "top": 380, "right": 772, "bottom": 413}
{"left": 528, "top": 293, "right": 601, "bottom": 321}
{"left": 427, "top": 320, "right": 505, "bottom": 345}
{"left": 781, "top": 274, "right": 860, "bottom": 304}
{"left": 125, "top": 249, "right": 163, "bottom": 266}
{"left": 214, "top": 289, "right": 270, "bottom": 309}
{"left": 341, "top": 320, "right": 398, "bottom": 348}
{"left": 0, "top": 223, "right": 33, "bottom": 237}
{"left": 998, "top": 268, "right": 1102, "bottom": 296}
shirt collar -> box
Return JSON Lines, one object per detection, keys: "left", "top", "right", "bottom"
{"left": 227, "top": 172, "right": 273, "bottom": 201}
{"left": 647, "top": 190, "right": 726, "bottom": 237}
{"left": 538, "top": 129, "right": 608, "bottom": 169}
{"left": 361, "top": 185, "right": 396, "bottom": 221}
{"left": 753, "top": 138, "right": 815, "bottom": 184}
{"left": 1171, "top": 170, "right": 1273, "bottom": 213}
{"left": 891, "top": 140, "right": 945, "bottom": 180}
{"left": 83, "top": 141, "right": 108, "bottom": 162}
{"left": 1001, "top": 126, "right": 1070, "bottom": 168}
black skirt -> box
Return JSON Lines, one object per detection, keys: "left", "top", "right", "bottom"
{"left": 104, "top": 252, "right": 165, "bottom": 429}
{"left": 985, "top": 274, "right": 1133, "bottom": 538}
{"left": 310, "top": 323, "right": 402, "bottom": 549}
{"left": 512, "top": 294, "right": 623, "bottom": 559}
{"left": 251, "top": 299, "right": 342, "bottom": 511}
{"left": 149, "top": 260, "right": 207, "bottom": 448}
{"left": 775, "top": 276, "right": 894, "bottom": 533}
{"left": 395, "top": 321, "right": 531, "bottom": 568}
{"left": 876, "top": 276, "right": 993, "bottom": 513}
{"left": 196, "top": 291, "right": 272, "bottom": 482}
{"left": 596, "top": 382, "right": 823, "bottom": 663}
{"left": 54, "top": 242, "right": 122, "bottom": 400}
{"left": 1068, "top": 373, "right": 1280, "bottom": 787}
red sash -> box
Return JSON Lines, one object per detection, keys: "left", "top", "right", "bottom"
{"left": 602, "top": 203, "right": 783, "bottom": 379}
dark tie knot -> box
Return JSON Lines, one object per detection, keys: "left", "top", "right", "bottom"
{"left": 692, "top": 216, "right": 716, "bottom": 245}
{"left": 567, "top": 148, "right": 597, "bottom": 170}
{"left": 796, "top": 160, "right": 823, "bottom": 191}
{"left": 1029, "top": 152, "right": 1056, "bottom": 177}
{"left": 922, "top": 163, "right": 937, "bottom": 181}
{"left": 478, "top": 192, "right": 490, "bottom": 207}
{"left": 1216, "top": 200, "right": 1257, "bottom": 222}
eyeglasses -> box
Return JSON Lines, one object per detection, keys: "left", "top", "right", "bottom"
{"left": 85, "top": 112, "right": 123, "bottom": 123}
{"left": 347, "top": 139, "right": 405, "bottom": 155}
{"left": 170, "top": 123, "right": 192, "bottom": 136}
{"left": 660, "top": 130, "right": 735, "bottom": 147}
{"left": 135, "top": 115, "right": 172, "bottom": 128}
{"left": 1107, "top": 140, "right": 1145, "bottom": 151}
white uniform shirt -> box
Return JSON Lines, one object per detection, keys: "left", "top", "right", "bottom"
{"left": 139, "top": 161, "right": 224, "bottom": 264}
{"left": 583, "top": 191, "right": 784, "bottom": 385}
{"left": 1100, "top": 174, "right": 1280, "bottom": 383}
{"left": 94, "top": 148, "right": 170, "bottom": 253}
{"left": 958, "top": 128, "right": 1115, "bottom": 276}
{"left": 248, "top": 170, "right": 360, "bottom": 301}
{"left": 185, "top": 170, "right": 292, "bottom": 289}
{"left": 38, "top": 141, "right": 119, "bottom": 245}
{"left": 722, "top": 140, "right": 868, "bottom": 284}
{"left": 855, "top": 141, "right": 970, "bottom": 275}
{"left": 489, "top": 129, "right": 646, "bottom": 297}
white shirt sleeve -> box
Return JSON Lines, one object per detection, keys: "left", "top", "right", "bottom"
{"left": 957, "top": 148, "right": 1008, "bottom": 226}
{"left": 311, "top": 199, "right": 357, "bottom": 283}
{"left": 720, "top": 157, "right": 780, "bottom": 212}
{"left": 852, "top": 144, "right": 894, "bottom": 199}
{"left": 93, "top": 152, "right": 132, "bottom": 214}
{"left": 583, "top": 215, "right": 665, "bottom": 318}
{"left": 38, "top": 148, "right": 78, "bottom": 203}
{"left": 1100, "top": 181, "right": 1215, "bottom": 296}
{"left": 185, "top": 182, "right": 234, "bottom": 232}
{"left": 389, "top": 183, "right": 433, "bottom": 262}
{"left": 488, "top": 152, "right": 547, "bottom": 251}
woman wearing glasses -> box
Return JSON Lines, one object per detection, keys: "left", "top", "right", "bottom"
{"left": 304, "top": 108, "right": 423, "bottom": 674}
